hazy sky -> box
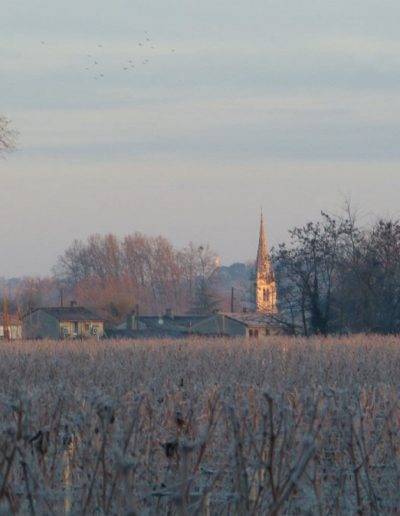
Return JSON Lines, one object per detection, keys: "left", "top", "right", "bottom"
{"left": 2, "top": 0, "right": 400, "bottom": 276}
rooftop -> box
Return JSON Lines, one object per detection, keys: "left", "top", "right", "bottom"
{"left": 27, "top": 306, "right": 103, "bottom": 322}
{"left": 221, "top": 312, "right": 277, "bottom": 326}
{"left": 116, "top": 314, "right": 209, "bottom": 333}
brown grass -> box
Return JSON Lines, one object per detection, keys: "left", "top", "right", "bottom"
{"left": 0, "top": 335, "right": 399, "bottom": 514}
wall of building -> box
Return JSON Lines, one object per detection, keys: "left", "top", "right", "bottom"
{"left": 0, "top": 324, "right": 22, "bottom": 340}
{"left": 223, "top": 316, "right": 248, "bottom": 336}
{"left": 192, "top": 315, "right": 247, "bottom": 337}
{"left": 247, "top": 325, "right": 270, "bottom": 338}
{"left": 59, "top": 320, "right": 104, "bottom": 339}
{"left": 255, "top": 277, "right": 278, "bottom": 314}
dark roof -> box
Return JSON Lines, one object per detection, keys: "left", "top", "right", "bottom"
{"left": 27, "top": 306, "right": 104, "bottom": 322}
{"left": 141, "top": 315, "right": 209, "bottom": 330}
{"left": 221, "top": 312, "right": 276, "bottom": 326}
{"left": 116, "top": 314, "right": 209, "bottom": 333}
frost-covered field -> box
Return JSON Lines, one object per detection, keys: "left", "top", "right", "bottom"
{"left": 0, "top": 336, "right": 399, "bottom": 514}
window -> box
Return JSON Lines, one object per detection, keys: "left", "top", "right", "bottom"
{"left": 249, "top": 329, "right": 253, "bottom": 337}
{"left": 263, "top": 289, "right": 269, "bottom": 302}
{"left": 254, "top": 329, "right": 259, "bottom": 338}
{"left": 249, "top": 328, "right": 259, "bottom": 338}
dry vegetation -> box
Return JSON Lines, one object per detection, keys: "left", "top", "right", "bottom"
{"left": 0, "top": 336, "right": 399, "bottom": 514}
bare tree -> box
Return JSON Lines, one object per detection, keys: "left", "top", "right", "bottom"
{"left": 337, "top": 218, "right": 400, "bottom": 333}
{"left": 274, "top": 212, "right": 352, "bottom": 335}
{"left": 14, "top": 277, "right": 60, "bottom": 315}
{"left": 191, "top": 245, "right": 221, "bottom": 314}
{"left": 55, "top": 233, "right": 220, "bottom": 319}
{"left": 275, "top": 208, "right": 400, "bottom": 335}
{"left": 0, "top": 115, "right": 17, "bottom": 155}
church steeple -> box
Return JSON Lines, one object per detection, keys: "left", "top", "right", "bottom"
{"left": 256, "top": 210, "right": 270, "bottom": 277}
{"left": 254, "top": 211, "right": 277, "bottom": 313}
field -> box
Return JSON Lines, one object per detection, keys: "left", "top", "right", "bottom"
{"left": 0, "top": 336, "right": 399, "bottom": 514}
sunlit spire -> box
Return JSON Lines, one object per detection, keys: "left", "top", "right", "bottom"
{"left": 254, "top": 210, "right": 277, "bottom": 313}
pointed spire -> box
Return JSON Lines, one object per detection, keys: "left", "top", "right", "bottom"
{"left": 256, "top": 210, "right": 270, "bottom": 277}
{"left": 254, "top": 210, "right": 277, "bottom": 313}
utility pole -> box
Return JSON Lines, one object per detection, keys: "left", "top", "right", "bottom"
{"left": 2, "top": 292, "right": 10, "bottom": 341}
{"left": 230, "top": 286, "right": 235, "bottom": 313}
{"left": 135, "top": 304, "right": 139, "bottom": 331}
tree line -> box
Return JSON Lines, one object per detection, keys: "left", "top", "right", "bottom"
{"left": 53, "top": 233, "right": 220, "bottom": 321}
{"left": 16, "top": 207, "right": 400, "bottom": 336}
{"left": 274, "top": 210, "right": 400, "bottom": 335}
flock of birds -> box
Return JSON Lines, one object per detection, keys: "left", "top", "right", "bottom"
{"left": 40, "top": 31, "right": 176, "bottom": 81}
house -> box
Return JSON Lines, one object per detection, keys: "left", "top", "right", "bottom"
{"left": 22, "top": 304, "right": 104, "bottom": 340}
{"left": 192, "top": 312, "right": 281, "bottom": 338}
{"left": 110, "top": 309, "right": 279, "bottom": 339}
{"left": 0, "top": 314, "right": 22, "bottom": 340}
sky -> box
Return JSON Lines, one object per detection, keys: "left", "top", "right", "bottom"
{"left": 2, "top": 0, "right": 400, "bottom": 276}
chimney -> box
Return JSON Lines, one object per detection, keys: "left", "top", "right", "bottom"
{"left": 126, "top": 312, "right": 134, "bottom": 331}
{"left": 127, "top": 305, "right": 140, "bottom": 331}
{"left": 135, "top": 304, "right": 139, "bottom": 331}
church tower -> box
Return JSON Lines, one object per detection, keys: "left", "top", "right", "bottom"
{"left": 254, "top": 211, "right": 277, "bottom": 313}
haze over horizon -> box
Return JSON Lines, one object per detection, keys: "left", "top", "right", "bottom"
{"left": 2, "top": 0, "right": 400, "bottom": 276}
